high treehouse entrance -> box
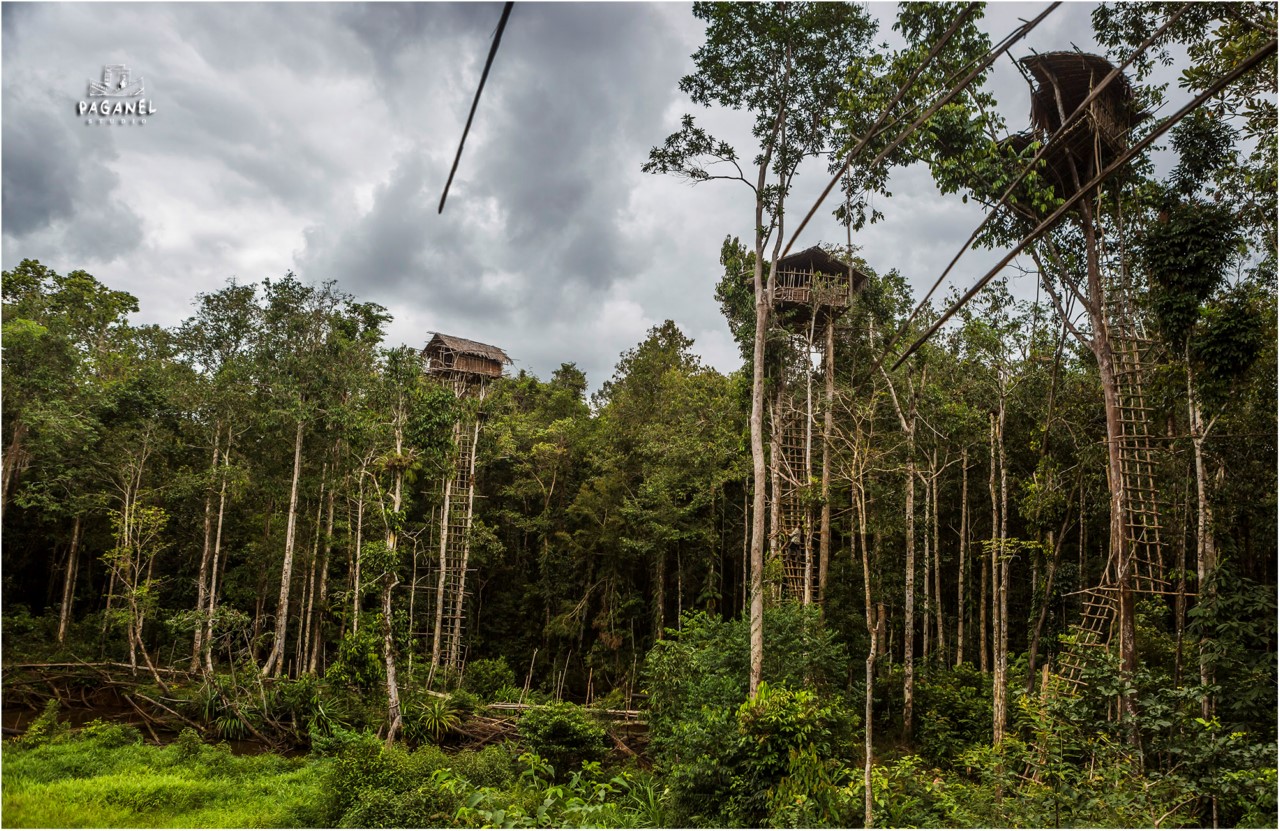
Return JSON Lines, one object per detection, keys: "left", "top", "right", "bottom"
{"left": 767, "top": 247, "right": 867, "bottom": 603}
{"left": 420, "top": 333, "right": 510, "bottom": 683}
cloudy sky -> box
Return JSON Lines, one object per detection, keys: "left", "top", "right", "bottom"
{"left": 4, "top": 1, "right": 1123, "bottom": 390}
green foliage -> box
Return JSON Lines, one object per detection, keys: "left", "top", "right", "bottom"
{"left": 518, "top": 701, "right": 608, "bottom": 779}
{"left": 645, "top": 606, "right": 857, "bottom": 828}
{"left": 913, "top": 665, "right": 993, "bottom": 766}
{"left": 465, "top": 656, "right": 518, "bottom": 701}
{"left": 327, "top": 621, "right": 385, "bottom": 691}
{"left": 16, "top": 698, "right": 69, "bottom": 748}
{"left": 404, "top": 695, "right": 462, "bottom": 745}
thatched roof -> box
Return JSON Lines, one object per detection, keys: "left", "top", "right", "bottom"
{"left": 1019, "top": 51, "right": 1140, "bottom": 148}
{"left": 777, "top": 246, "right": 870, "bottom": 289}
{"left": 424, "top": 332, "right": 511, "bottom": 365}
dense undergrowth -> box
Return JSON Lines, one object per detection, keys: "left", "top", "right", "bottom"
{"left": 5, "top": 606, "right": 1275, "bottom": 829}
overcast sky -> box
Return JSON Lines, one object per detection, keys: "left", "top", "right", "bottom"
{"left": 4, "top": 1, "right": 1129, "bottom": 390}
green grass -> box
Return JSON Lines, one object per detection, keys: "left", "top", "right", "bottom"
{"left": 2, "top": 725, "right": 327, "bottom": 828}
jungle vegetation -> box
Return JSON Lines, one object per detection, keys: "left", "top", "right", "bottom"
{"left": 2, "top": 2, "right": 1276, "bottom": 828}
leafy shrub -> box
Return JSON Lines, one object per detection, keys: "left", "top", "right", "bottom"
{"left": 465, "top": 657, "right": 517, "bottom": 701}
{"left": 320, "top": 731, "right": 413, "bottom": 824}
{"left": 337, "top": 775, "right": 464, "bottom": 829}
{"left": 403, "top": 695, "right": 461, "bottom": 745}
{"left": 78, "top": 718, "right": 142, "bottom": 749}
{"left": 327, "top": 623, "right": 384, "bottom": 691}
{"left": 17, "top": 699, "right": 68, "bottom": 748}
{"left": 643, "top": 606, "right": 854, "bottom": 826}
{"left": 732, "top": 682, "right": 855, "bottom": 826}
{"left": 452, "top": 743, "right": 519, "bottom": 788}
{"left": 518, "top": 702, "right": 607, "bottom": 779}
{"left": 914, "top": 664, "right": 993, "bottom": 766}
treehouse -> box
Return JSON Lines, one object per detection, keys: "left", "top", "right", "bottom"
{"left": 422, "top": 332, "right": 511, "bottom": 383}
{"left": 1014, "top": 51, "right": 1143, "bottom": 197}
{"left": 770, "top": 246, "right": 869, "bottom": 327}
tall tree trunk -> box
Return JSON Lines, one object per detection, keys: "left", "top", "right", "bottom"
{"left": 855, "top": 460, "right": 875, "bottom": 828}
{"left": 429, "top": 422, "right": 460, "bottom": 685}
{"left": 1, "top": 423, "right": 29, "bottom": 522}
{"left": 1082, "top": 205, "right": 1139, "bottom": 746}
{"left": 58, "top": 515, "right": 83, "bottom": 643}
{"left": 956, "top": 448, "right": 969, "bottom": 667}
{"left": 301, "top": 478, "right": 325, "bottom": 673}
{"left": 655, "top": 549, "right": 667, "bottom": 638}
{"left": 819, "top": 318, "right": 835, "bottom": 607}
{"left": 263, "top": 419, "right": 305, "bottom": 678}
{"left": 748, "top": 123, "right": 782, "bottom": 695}
{"left": 880, "top": 365, "right": 918, "bottom": 737}
{"left": 1188, "top": 376, "right": 1218, "bottom": 719}
{"left": 903, "top": 413, "right": 916, "bottom": 738}
{"left": 383, "top": 432, "right": 406, "bottom": 744}
{"left": 933, "top": 451, "right": 945, "bottom": 662}
{"left": 449, "top": 418, "right": 481, "bottom": 669}
{"left": 203, "top": 424, "right": 232, "bottom": 674}
{"left": 352, "top": 467, "right": 367, "bottom": 634}
{"left": 310, "top": 480, "right": 336, "bottom": 674}
{"left": 993, "top": 401, "right": 1010, "bottom": 744}
{"left": 989, "top": 412, "right": 1000, "bottom": 722}
{"left": 192, "top": 430, "right": 221, "bottom": 670}
{"left": 922, "top": 467, "right": 932, "bottom": 662}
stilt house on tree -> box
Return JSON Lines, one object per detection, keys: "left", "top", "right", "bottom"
{"left": 417, "top": 332, "right": 510, "bottom": 685}
{"left": 768, "top": 246, "right": 869, "bottom": 605}
{"left": 772, "top": 245, "right": 868, "bottom": 317}
{"left": 421, "top": 332, "right": 511, "bottom": 383}
{"left": 1009, "top": 51, "right": 1144, "bottom": 199}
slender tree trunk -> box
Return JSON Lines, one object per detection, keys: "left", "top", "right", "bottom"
{"left": 192, "top": 432, "right": 221, "bottom": 670}
{"left": 383, "top": 432, "right": 406, "bottom": 743}
{"left": 449, "top": 418, "right": 481, "bottom": 670}
{"left": 880, "top": 365, "right": 918, "bottom": 737}
{"left": 923, "top": 467, "right": 932, "bottom": 663}
{"left": 310, "top": 480, "right": 336, "bottom": 674}
{"left": 1189, "top": 384, "right": 1218, "bottom": 719}
{"left": 203, "top": 425, "right": 232, "bottom": 674}
{"left": 655, "top": 549, "right": 667, "bottom": 637}
{"left": 933, "top": 451, "right": 945, "bottom": 662}
{"left": 748, "top": 123, "right": 782, "bottom": 695}
{"left": 979, "top": 548, "right": 988, "bottom": 673}
{"left": 430, "top": 422, "right": 460, "bottom": 685}
{"left": 58, "top": 515, "right": 83, "bottom": 643}
{"left": 989, "top": 412, "right": 1000, "bottom": 719}
{"left": 956, "top": 448, "right": 969, "bottom": 667}
{"left": 819, "top": 318, "right": 834, "bottom": 607}
{"left": 263, "top": 419, "right": 305, "bottom": 678}
{"left": 301, "top": 477, "right": 325, "bottom": 673}
{"left": 855, "top": 457, "right": 876, "bottom": 828}
{"left": 903, "top": 415, "right": 916, "bottom": 738}
{"left": 352, "top": 469, "right": 367, "bottom": 634}
{"left": 992, "top": 399, "right": 1011, "bottom": 744}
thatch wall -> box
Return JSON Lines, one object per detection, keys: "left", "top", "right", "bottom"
{"left": 423, "top": 333, "right": 511, "bottom": 380}
{"left": 1018, "top": 52, "right": 1141, "bottom": 195}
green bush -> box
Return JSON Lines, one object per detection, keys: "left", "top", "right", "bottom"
{"left": 327, "top": 623, "right": 384, "bottom": 691}
{"left": 402, "top": 695, "right": 461, "bottom": 745}
{"left": 464, "top": 657, "right": 517, "bottom": 701}
{"left": 518, "top": 702, "right": 608, "bottom": 779}
{"left": 914, "top": 664, "right": 993, "bottom": 766}
{"left": 17, "top": 699, "right": 68, "bottom": 748}
{"left": 337, "top": 777, "right": 464, "bottom": 829}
